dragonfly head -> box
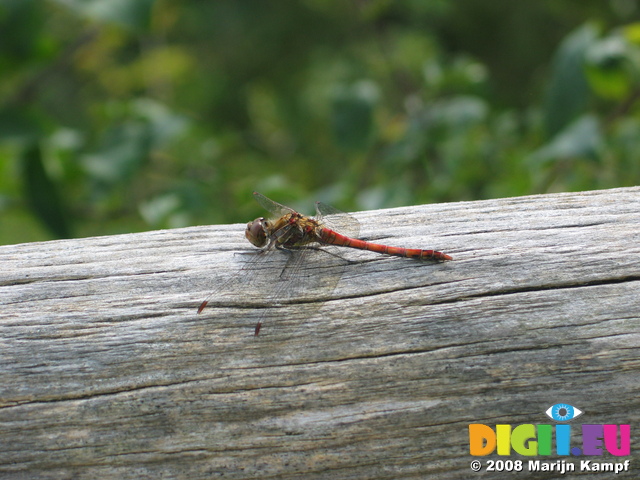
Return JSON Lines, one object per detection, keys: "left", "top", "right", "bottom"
{"left": 245, "top": 217, "right": 270, "bottom": 248}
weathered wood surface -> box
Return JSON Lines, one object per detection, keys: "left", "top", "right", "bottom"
{"left": 1, "top": 187, "right": 639, "bottom": 479}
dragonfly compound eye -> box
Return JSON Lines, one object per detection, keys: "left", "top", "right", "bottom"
{"left": 246, "top": 217, "right": 268, "bottom": 247}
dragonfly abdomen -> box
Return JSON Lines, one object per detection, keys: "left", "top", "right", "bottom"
{"left": 319, "top": 228, "right": 452, "bottom": 261}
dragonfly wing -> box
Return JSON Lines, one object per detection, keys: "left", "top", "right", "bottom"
{"left": 253, "top": 191, "right": 296, "bottom": 216}
{"left": 315, "top": 201, "right": 360, "bottom": 239}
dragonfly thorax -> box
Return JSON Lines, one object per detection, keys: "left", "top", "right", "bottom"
{"left": 246, "top": 212, "right": 323, "bottom": 250}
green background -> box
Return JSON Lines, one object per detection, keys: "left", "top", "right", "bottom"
{"left": 2, "top": 0, "right": 640, "bottom": 245}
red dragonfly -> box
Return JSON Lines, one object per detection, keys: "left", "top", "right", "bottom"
{"left": 198, "top": 192, "right": 452, "bottom": 335}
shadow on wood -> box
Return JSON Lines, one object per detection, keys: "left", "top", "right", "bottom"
{"left": 1, "top": 187, "right": 639, "bottom": 479}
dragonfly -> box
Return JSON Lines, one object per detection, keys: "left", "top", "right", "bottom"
{"left": 198, "top": 191, "right": 452, "bottom": 335}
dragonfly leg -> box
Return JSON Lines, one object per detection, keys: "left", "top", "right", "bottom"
{"left": 272, "top": 245, "right": 296, "bottom": 280}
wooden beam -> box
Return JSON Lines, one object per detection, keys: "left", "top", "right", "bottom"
{"left": 1, "top": 187, "right": 638, "bottom": 478}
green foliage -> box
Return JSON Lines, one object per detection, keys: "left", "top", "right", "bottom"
{"left": 1, "top": 1, "right": 640, "bottom": 244}
{"left": 544, "top": 24, "right": 597, "bottom": 138}
{"left": 21, "top": 142, "right": 71, "bottom": 238}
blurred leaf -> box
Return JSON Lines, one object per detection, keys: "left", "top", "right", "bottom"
{"left": 528, "top": 115, "right": 602, "bottom": 165}
{"left": 430, "top": 95, "right": 488, "bottom": 129}
{"left": 544, "top": 24, "right": 598, "bottom": 138}
{"left": 139, "top": 192, "right": 181, "bottom": 227}
{"left": 622, "top": 22, "right": 640, "bottom": 45}
{"left": 331, "top": 81, "right": 379, "bottom": 151}
{"left": 585, "top": 34, "right": 632, "bottom": 100}
{"left": 21, "top": 143, "right": 71, "bottom": 238}
{"left": 81, "top": 122, "right": 151, "bottom": 186}
{"left": 382, "top": 96, "right": 488, "bottom": 172}
{"left": 0, "top": 0, "right": 46, "bottom": 61}
{"left": 130, "top": 98, "right": 190, "bottom": 147}
{"left": 0, "top": 107, "right": 41, "bottom": 142}
{"left": 53, "top": 0, "right": 156, "bottom": 30}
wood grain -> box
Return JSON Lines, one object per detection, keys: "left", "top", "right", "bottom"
{"left": 1, "top": 187, "right": 639, "bottom": 479}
